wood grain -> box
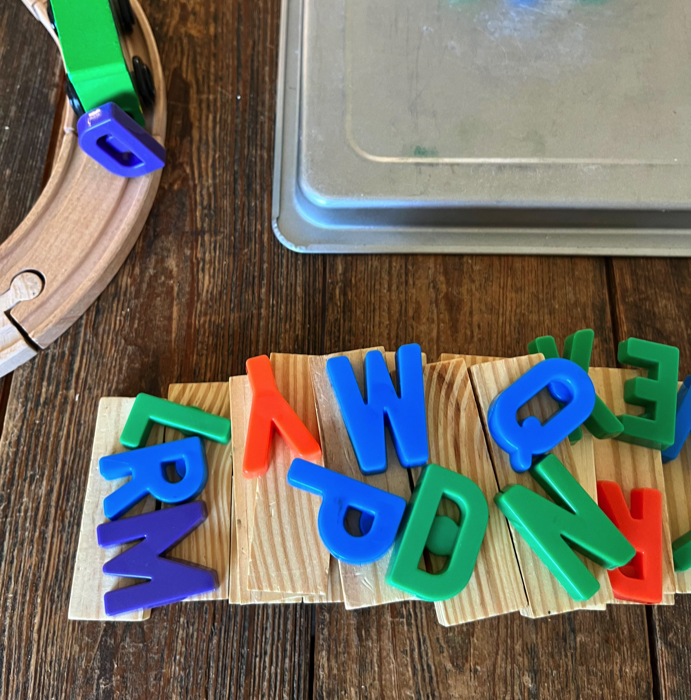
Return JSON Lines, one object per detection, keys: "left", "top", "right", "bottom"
{"left": 439, "top": 353, "right": 501, "bottom": 366}
{"left": 609, "top": 257, "right": 691, "bottom": 700}
{"left": 0, "top": 0, "right": 167, "bottom": 376}
{"left": 247, "top": 353, "right": 330, "bottom": 595}
{"left": 68, "top": 397, "right": 162, "bottom": 620}
{"left": 229, "top": 375, "right": 299, "bottom": 604}
{"left": 309, "top": 348, "right": 417, "bottom": 609}
{"left": 589, "top": 368, "right": 676, "bottom": 604}
{"left": 660, "top": 381, "right": 691, "bottom": 594}
{"left": 165, "top": 382, "right": 232, "bottom": 601}
{"left": 423, "top": 359, "right": 527, "bottom": 625}
{"left": 470, "top": 355, "right": 615, "bottom": 617}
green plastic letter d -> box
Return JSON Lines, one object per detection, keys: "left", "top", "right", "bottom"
{"left": 386, "top": 464, "right": 488, "bottom": 602}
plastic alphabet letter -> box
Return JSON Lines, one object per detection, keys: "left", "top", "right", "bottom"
{"left": 326, "top": 344, "right": 429, "bottom": 475}
{"left": 78, "top": 103, "right": 166, "bottom": 177}
{"left": 596, "top": 482, "right": 663, "bottom": 604}
{"left": 386, "top": 464, "right": 488, "bottom": 601}
{"left": 243, "top": 356, "right": 322, "bottom": 478}
{"left": 616, "top": 338, "right": 679, "bottom": 450}
{"left": 528, "top": 331, "right": 623, "bottom": 441}
{"left": 488, "top": 358, "right": 596, "bottom": 473}
{"left": 662, "top": 376, "right": 691, "bottom": 463}
{"left": 97, "top": 501, "right": 218, "bottom": 616}
{"left": 287, "top": 458, "right": 406, "bottom": 565}
{"left": 495, "top": 455, "right": 635, "bottom": 601}
{"left": 673, "top": 530, "right": 691, "bottom": 572}
{"left": 120, "top": 393, "right": 231, "bottom": 449}
{"left": 100, "top": 437, "right": 208, "bottom": 520}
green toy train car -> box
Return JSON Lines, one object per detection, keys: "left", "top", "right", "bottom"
{"left": 48, "top": 0, "right": 155, "bottom": 127}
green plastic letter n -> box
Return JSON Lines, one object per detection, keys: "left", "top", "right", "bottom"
{"left": 495, "top": 454, "right": 635, "bottom": 601}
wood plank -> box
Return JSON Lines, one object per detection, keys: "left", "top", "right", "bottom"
{"left": 228, "top": 376, "right": 299, "bottom": 604}
{"left": 165, "top": 382, "right": 232, "bottom": 601}
{"left": 68, "top": 397, "right": 162, "bottom": 620}
{"left": 313, "top": 255, "right": 651, "bottom": 700}
{"left": 247, "top": 353, "right": 330, "bottom": 595}
{"left": 422, "top": 359, "right": 527, "bottom": 625}
{"left": 309, "top": 348, "right": 417, "bottom": 609}
{"left": 662, "top": 383, "right": 691, "bottom": 594}
{"left": 301, "top": 556, "right": 345, "bottom": 604}
{"left": 589, "top": 368, "right": 676, "bottom": 604}
{"left": 0, "top": 0, "right": 318, "bottom": 694}
{"left": 439, "top": 353, "right": 501, "bottom": 366}
{"left": 610, "top": 257, "right": 691, "bottom": 700}
{"left": 470, "top": 355, "right": 615, "bottom": 617}
{"left": 0, "top": 0, "right": 59, "bottom": 249}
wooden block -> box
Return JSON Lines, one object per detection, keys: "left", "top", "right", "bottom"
{"left": 247, "top": 354, "right": 330, "bottom": 595}
{"left": 439, "top": 353, "right": 501, "bottom": 366}
{"left": 660, "top": 383, "right": 691, "bottom": 593}
{"left": 590, "top": 368, "right": 676, "bottom": 604}
{"left": 302, "top": 557, "right": 345, "bottom": 604}
{"left": 229, "top": 376, "right": 301, "bottom": 604}
{"left": 164, "top": 382, "right": 232, "bottom": 601}
{"left": 68, "top": 397, "right": 163, "bottom": 621}
{"left": 309, "top": 348, "right": 417, "bottom": 610}
{"left": 422, "top": 359, "right": 527, "bottom": 625}
{"left": 470, "top": 355, "right": 615, "bottom": 618}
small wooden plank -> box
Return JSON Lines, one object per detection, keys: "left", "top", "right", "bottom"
{"left": 68, "top": 397, "right": 162, "bottom": 621}
{"left": 165, "top": 382, "right": 232, "bottom": 601}
{"left": 589, "top": 368, "right": 676, "bottom": 604}
{"left": 660, "top": 382, "right": 691, "bottom": 593}
{"left": 247, "top": 353, "right": 330, "bottom": 595}
{"left": 309, "top": 348, "right": 417, "bottom": 610}
{"left": 422, "top": 359, "right": 527, "bottom": 625}
{"left": 302, "top": 557, "right": 345, "bottom": 604}
{"left": 439, "top": 353, "right": 501, "bottom": 366}
{"left": 228, "top": 376, "right": 300, "bottom": 604}
{"left": 470, "top": 355, "right": 614, "bottom": 618}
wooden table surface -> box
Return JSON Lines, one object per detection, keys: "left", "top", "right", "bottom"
{"left": 2, "top": 1, "right": 691, "bottom": 698}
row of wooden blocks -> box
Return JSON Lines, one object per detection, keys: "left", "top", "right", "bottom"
{"left": 68, "top": 349, "right": 691, "bottom": 626}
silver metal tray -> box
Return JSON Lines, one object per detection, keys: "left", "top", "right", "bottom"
{"left": 272, "top": 0, "right": 691, "bottom": 254}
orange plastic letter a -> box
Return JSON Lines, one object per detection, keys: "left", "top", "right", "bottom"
{"left": 243, "top": 355, "right": 322, "bottom": 478}
{"left": 596, "top": 481, "right": 663, "bottom": 604}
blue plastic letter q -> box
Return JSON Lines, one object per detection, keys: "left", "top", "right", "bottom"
{"left": 488, "top": 358, "right": 596, "bottom": 473}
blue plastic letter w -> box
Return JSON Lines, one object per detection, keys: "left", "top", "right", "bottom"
{"left": 326, "top": 344, "right": 429, "bottom": 475}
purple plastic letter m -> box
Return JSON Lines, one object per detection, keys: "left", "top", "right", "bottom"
{"left": 97, "top": 501, "right": 218, "bottom": 616}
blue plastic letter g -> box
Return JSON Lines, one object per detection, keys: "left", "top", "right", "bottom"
{"left": 287, "top": 458, "right": 406, "bottom": 565}
{"left": 488, "top": 358, "right": 596, "bottom": 473}
{"left": 100, "top": 437, "right": 208, "bottom": 520}
{"left": 326, "top": 344, "right": 429, "bottom": 475}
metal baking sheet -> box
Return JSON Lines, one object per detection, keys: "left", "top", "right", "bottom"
{"left": 272, "top": 0, "right": 691, "bottom": 253}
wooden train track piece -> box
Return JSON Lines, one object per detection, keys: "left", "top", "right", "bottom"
{"left": 0, "top": 0, "right": 167, "bottom": 378}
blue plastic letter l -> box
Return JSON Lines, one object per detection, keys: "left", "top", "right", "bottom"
{"left": 488, "top": 358, "right": 596, "bottom": 473}
{"left": 287, "top": 458, "right": 406, "bottom": 565}
{"left": 326, "top": 344, "right": 429, "bottom": 475}
{"left": 100, "top": 437, "right": 208, "bottom": 520}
